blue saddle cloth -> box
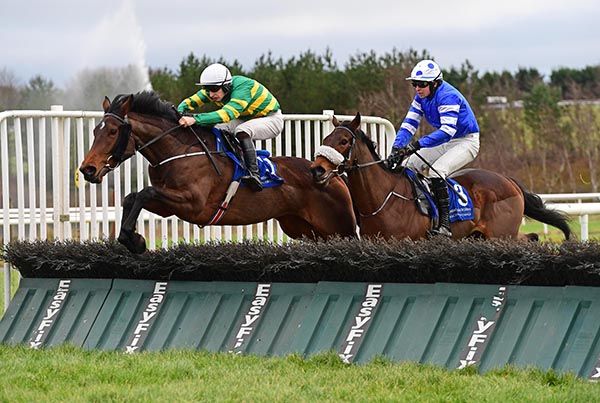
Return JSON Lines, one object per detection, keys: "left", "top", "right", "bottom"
{"left": 212, "top": 128, "right": 284, "bottom": 189}
{"left": 404, "top": 169, "right": 474, "bottom": 223}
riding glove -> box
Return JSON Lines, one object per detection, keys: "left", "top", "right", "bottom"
{"left": 403, "top": 138, "right": 421, "bottom": 155}
{"left": 385, "top": 147, "right": 403, "bottom": 170}
{"left": 385, "top": 139, "right": 421, "bottom": 170}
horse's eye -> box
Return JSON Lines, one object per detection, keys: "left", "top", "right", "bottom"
{"left": 109, "top": 128, "right": 118, "bottom": 135}
{"left": 340, "top": 139, "right": 349, "bottom": 145}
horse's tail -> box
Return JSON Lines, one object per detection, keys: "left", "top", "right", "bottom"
{"left": 511, "top": 178, "right": 572, "bottom": 240}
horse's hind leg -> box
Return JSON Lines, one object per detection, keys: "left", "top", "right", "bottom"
{"left": 118, "top": 187, "right": 158, "bottom": 254}
{"left": 518, "top": 232, "right": 539, "bottom": 242}
{"left": 277, "top": 216, "right": 320, "bottom": 240}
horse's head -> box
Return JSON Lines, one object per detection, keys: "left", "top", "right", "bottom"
{"left": 79, "top": 95, "right": 137, "bottom": 183}
{"left": 311, "top": 113, "right": 376, "bottom": 186}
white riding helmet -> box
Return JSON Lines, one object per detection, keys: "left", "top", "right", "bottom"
{"left": 406, "top": 60, "right": 443, "bottom": 82}
{"left": 196, "top": 63, "right": 233, "bottom": 87}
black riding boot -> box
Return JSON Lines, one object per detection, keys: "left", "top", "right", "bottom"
{"left": 431, "top": 177, "right": 452, "bottom": 237}
{"left": 237, "top": 135, "right": 263, "bottom": 192}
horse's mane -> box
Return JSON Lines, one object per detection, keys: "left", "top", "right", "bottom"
{"left": 340, "top": 121, "right": 382, "bottom": 161}
{"left": 111, "top": 91, "right": 179, "bottom": 122}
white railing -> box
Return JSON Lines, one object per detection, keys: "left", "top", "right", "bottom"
{"left": 0, "top": 107, "right": 396, "bottom": 310}
{"left": 538, "top": 194, "right": 600, "bottom": 241}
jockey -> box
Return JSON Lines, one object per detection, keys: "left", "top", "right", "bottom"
{"left": 386, "top": 59, "right": 480, "bottom": 236}
{"left": 177, "top": 63, "right": 283, "bottom": 191}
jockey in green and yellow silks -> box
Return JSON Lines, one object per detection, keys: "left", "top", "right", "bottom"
{"left": 177, "top": 75, "right": 280, "bottom": 125}
{"left": 177, "top": 63, "right": 284, "bottom": 192}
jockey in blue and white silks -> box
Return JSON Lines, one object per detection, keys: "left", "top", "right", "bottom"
{"left": 386, "top": 59, "right": 480, "bottom": 236}
{"left": 394, "top": 81, "right": 479, "bottom": 152}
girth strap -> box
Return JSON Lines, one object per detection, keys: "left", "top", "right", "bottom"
{"left": 200, "top": 181, "right": 241, "bottom": 227}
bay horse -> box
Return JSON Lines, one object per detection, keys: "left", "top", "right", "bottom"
{"left": 79, "top": 92, "right": 357, "bottom": 253}
{"left": 310, "top": 113, "right": 571, "bottom": 241}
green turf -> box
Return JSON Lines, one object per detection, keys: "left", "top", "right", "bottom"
{"left": 0, "top": 346, "right": 597, "bottom": 402}
{"left": 0, "top": 265, "right": 19, "bottom": 313}
{"left": 520, "top": 214, "right": 600, "bottom": 242}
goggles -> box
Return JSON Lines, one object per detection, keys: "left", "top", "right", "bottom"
{"left": 202, "top": 85, "right": 222, "bottom": 93}
{"left": 411, "top": 81, "right": 429, "bottom": 88}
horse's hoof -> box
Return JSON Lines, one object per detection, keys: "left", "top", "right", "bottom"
{"left": 131, "top": 233, "right": 147, "bottom": 254}
{"left": 118, "top": 231, "right": 147, "bottom": 254}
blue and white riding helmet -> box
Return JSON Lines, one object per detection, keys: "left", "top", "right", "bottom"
{"left": 406, "top": 60, "right": 443, "bottom": 82}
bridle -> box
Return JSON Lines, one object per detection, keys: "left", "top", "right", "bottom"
{"left": 315, "top": 124, "right": 415, "bottom": 217}
{"left": 100, "top": 111, "right": 222, "bottom": 174}
{"left": 102, "top": 112, "right": 133, "bottom": 172}
{"left": 332, "top": 125, "right": 385, "bottom": 174}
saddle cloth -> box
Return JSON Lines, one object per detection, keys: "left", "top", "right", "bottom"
{"left": 212, "top": 128, "right": 284, "bottom": 188}
{"left": 404, "top": 169, "right": 475, "bottom": 223}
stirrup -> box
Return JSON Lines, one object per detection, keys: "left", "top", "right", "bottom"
{"left": 430, "top": 225, "right": 452, "bottom": 237}
{"left": 242, "top": 173, "right": 263, "bottom": 192}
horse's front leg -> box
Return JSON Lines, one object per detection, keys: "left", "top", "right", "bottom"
{"left": 118, "top": 186, "right": 160, "bottom": 254}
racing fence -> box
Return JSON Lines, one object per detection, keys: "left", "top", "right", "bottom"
{"left": 0, "top": 107, "right": 395, "bottom": 309}
{"left": 1, "top": 107, "right": 600, "bottom": 310}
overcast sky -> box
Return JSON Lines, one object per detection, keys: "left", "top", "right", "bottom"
{"left": 2, "top": 0, "right": 599, "bottom": 88}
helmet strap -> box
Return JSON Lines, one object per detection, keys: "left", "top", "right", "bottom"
{"left": 427, "top": 80, "right": 442, "bottom": 99}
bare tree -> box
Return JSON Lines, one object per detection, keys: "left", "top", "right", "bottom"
{"left": 0, "top": 67, "right": 22, "bottom": 111}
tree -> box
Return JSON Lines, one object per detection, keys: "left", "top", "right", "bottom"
{"left": 149, "top": 67, "right": 178, "bottom": 102}
{"left": 0, "top": 67, "right": 21, "bottom": 111}
{"left": 61, "top": 65, "right": 150, "bottom": 110}
{"left": 551, "top": 66, "right": 600, "bottom": 99}
{"left": 443, "top": 60, "right": 479, "bottom": 102}
{"left": 563, "top": 104, "right": 600, "bottom": 191}
{"left": 349, "top": 48, "right": 428, "bottom": 125}
{"left": 514, "top": 67, "right": 544, "bottom": 94}
{"left": 19, "top": 75, "right": 61, "bottom": 110}
{"left": 522, "top": 83, "right": 567, "bottom": 190}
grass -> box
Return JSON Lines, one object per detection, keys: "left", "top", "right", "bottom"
{"left": 0, "top": 265, "right": 19, "bottom": 313}
{"left": 1, "top": 222, "right": 599, "bottom": 400}
{"left": 0, "top": 346, "right": 597, "bottom": 402}
{"left": 520, "top": 214, "right": 600, "bottom": 242}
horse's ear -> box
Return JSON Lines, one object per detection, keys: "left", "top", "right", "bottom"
{"left": 102, "top": 96, "right": 111, "bottom": 112}
{"left": 121, "top": 94, "right": 134, "bottom": 115}
{"left": 349, "top": 112, "right": 361, "bottom": 131}
{"left": 332, "top": 116, "right": 340, "bottom": 127}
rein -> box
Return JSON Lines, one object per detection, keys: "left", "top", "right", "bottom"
{"left": 188, "top": 125, "right": 222, "bottom": 176}
{"left": 136, "top": 124, "right": 182, "bottom": 152}
{"left": 102, "top": 112, "right": 223, "bottom": 175}
{"left": 320, "top": 124, "right": 415, "bottom": 217}
{"left": 334, "top": 126, "right": 385, "bottom": 173}
{"left": 358, "top": 188, "right": 414, "bottom": 217}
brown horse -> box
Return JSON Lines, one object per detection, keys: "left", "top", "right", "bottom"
{"left": 310, "top": 113, "right": 571, "bottom": 241}
{"left": 79, "top": 92, "right": 357, "bottom": 253}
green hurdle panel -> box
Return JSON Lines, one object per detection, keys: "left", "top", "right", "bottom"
{"left": 2, "top": 279, "right": 600, "bottom": 378}
{"left": 479, "top": 285, "right": 600, "bottom": 377}
{"left": 0, "top": 278, "right": 112, "bottom": 348}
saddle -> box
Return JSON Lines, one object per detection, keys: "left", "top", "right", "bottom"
{"left": 404, "top": 169, "right": 475, "bottom": 223}
{"left": 212, "top": 128, "right": 284, "bottom": 188}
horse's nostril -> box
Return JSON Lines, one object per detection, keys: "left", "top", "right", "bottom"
{"left": 80, "top": 165, "right": 96, "bottom": 178}
{"left": 310, "top": 166, "right": 325, "bottom": 179}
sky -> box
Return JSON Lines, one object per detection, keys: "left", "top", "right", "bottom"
{"left": 1, "top": 0, "right": 599, "bottom": 88}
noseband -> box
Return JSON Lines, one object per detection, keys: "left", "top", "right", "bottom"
{"left": 315, "top": 125, "right": 384, "bottom": 176}
{"left": 314, "top": 124, "right": 413, "bottom": 217}
{"left": 103, "top": 112, "right": 132, "bottom": 171}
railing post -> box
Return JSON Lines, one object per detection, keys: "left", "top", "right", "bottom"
{"left": 50, "top": 105, "right": 66, "bottom": 240}
{"left": 1, "top": 117, "right": 10, "bottom": 312}
{"left": 322, "top": 109, "right": 334, "bottom": 136}
{"left": 580, "top": 214, "right": 589, "bottom": 241}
